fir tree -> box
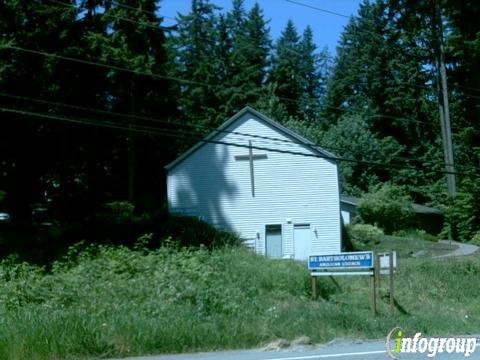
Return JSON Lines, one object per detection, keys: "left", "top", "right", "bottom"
{"left": 170, "top": 0, "right": 222, "bottom": 128}
{"left": 219, "top": 1, "right": 271, "bottom": 116}
{"left": 298, "top": 26, "right": 329, "bottom": 121}
{"left": 268, "top": 20, "right": 304, "bottom": 118}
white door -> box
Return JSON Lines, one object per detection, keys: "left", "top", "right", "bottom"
{"left": 294, "top": 224, "right": 311, "bottom": 260}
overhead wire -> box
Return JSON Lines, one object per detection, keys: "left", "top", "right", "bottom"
{"left": 285, "top": 0, "right": 480, "bottom": 99}
{"left": 3, "top": 91, "right": 476, "bottom": 173}
{"left": 3, "top": 4, "right": 479, "bottom": 174}
{"left": 1, "top": 105, "right": 477, "bottom": 178}
{"left": 45, "top": 0, "right": 173, "bottom": 31}
{"left": 34, "top": 1, "right": 480, "bottom": 107}
{"left": 0, "top": 44, "right": 460, "bottom": 132}
{"left": 43, "top": 0, "right": 480, "bottom": 100}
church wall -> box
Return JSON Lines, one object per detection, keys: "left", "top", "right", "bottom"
{"left": 167, "top": 112, "right": 341, "bottom": 257}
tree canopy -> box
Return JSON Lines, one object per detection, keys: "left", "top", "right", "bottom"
{"left": 0, "top": 0, "right": 479, "bottom": 244}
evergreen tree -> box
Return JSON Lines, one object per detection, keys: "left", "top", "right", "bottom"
{"left": 0, "top": 0, "right": 83, "bottom": 219}
{"left": 268, "top": 20, "right": 304, "bottom": 118}
{"left": 324, "top": 0, "right": 440, "bottom": 197}
{"left": 298, "top": 26, "right": 329, "bottom": 121}
{"left": 170, "top": 0, "right": 222, "bottom": 128}
{"left": 219, "top": 1, "right": 271, "bottom": 116}
{"left": 244, "top": 3, "right": 271, "bottom": 89}
{"left": 101, "top": 0, "right": 174, "bottom": 204}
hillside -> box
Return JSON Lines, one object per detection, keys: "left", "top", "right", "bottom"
{"left": 0, "top": 243, "right": 479, "bottom": 359}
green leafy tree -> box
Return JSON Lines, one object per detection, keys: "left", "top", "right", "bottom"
{"left": 357, "top": 183, "right": 414, "bottom": 234}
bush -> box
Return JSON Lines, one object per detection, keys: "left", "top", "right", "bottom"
{"left": 471, "top": 231, "right": 480, "bottom": 246}
{"left": 357, "top": 184, "right": 414, "bottom": 234}
{"left": 0, "top": 245, "right": 338, "bottom": 359}
{"left": 347, "top": 223, "right": 384, "bottom": 250}
{"left": 440, "top": 191, "right": 477, "bottom": 242}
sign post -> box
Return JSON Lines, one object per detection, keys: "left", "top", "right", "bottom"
{"left": 376, "top": 252, "right": 397, "bottom": 315}
{"left": 389, "top": 251, "right": 395, "bottom": 314}
{"left": 371, "top": 270, "right": 376, "bottom": 316}
{"left": 309, "top": 251, "right": 376, "bottom": 316}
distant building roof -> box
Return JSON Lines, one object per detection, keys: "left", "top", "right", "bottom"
{"left": 340, "top": 195, "right": 442, "bottom": 215}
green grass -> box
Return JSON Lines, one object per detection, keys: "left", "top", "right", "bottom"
{"left": 0, "top": 244, "right": 479, "bottom": 359}
{"left": 370, "top": 233, "right": 458, "bottom": 257}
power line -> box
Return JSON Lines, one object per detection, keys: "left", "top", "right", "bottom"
{"left": 24, "top": 1, "right": 480, "bottom": 103}
{"left": 0, "top": 90, "right": 445, "bottom": 138}
{"left": 2, "top": 45, "right": 207, "bottom": 87}
{"left": 44, "top": 0, "right": 310, "bottom": 61}
{"left": 4, "top": 91, "right": 475, "bottom": 173}
{"left": 45, "top": 0, "right": 175, "bottom": 31}
{"left": 286, "top": 0, "right": 480, "bottom": 99}
{"left": 1, "top": 105, "right": 476, "bottom": 178}
{"left": 105, "top": 0, "right": 177, "bottom": 21}
{"left": 286, "top": 0, "right": 351, "bottom": 19}
{"left": 44, "top": 0, "right": 480, "bottom": 101}
{"left": 1, "top": 44, "right": 459, "bottom": 131}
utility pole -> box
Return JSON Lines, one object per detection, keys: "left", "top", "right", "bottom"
{"left": 433, "top": 0, "right": 456, "bottom": 196}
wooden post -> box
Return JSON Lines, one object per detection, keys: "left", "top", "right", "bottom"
{"left": 389, "top": 251, "right": 395, "bottom": 314}
{"left": 311, "top": 275, "right": 317, "bottom": 300}
{"left": 371, "top": 273, "right": 376, "bottom": 317}
{"left": 375, "top": 254, "right": 380, "bottom": 290}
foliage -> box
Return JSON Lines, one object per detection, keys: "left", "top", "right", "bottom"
{"left": 0, "top": 245, "right": 479, "bottom": 359}
{"left": 102, "top": 201, "right": 137, "bottom": 224}
{"left": 0, "top": 0, "right": 480, "bottom": 277}
{"left": 470, "top": 231, "right": 480, "bottom": 246}
{"left": 88, "top": 204, "right": 241, "bottom": 249}
{"left": 0, "top": 245, "right": 332, "bottom": 358}
{"left": 267, "top": 21, "right": 329, "bottom": 121}
{"left": 440, "top": 191, "right": 477, "bottom": 242}
{"left": 347, "top": 223, "right": 384, "bottom": 250}
{"left": 393, "top": 229, "right": 438, "bottom": 243}
{"left": 357, "top": 184, "right": 414, "bottom": 234}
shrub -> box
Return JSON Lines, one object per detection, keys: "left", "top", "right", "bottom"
{"left": 440, "top": 191, "right": 477, "bottom": 242}
{"left": 357, "top": 184, "right": 414, "bottom": 234}
{"left": 81, "top": 202, "right": 241, "bottom": 249}
{"left": 347, "top": 223, "right": 384, "bottom": 250}
{"left": 471, "top": 231, "right": 480, "bottom": 246}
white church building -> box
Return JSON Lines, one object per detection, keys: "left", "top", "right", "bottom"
{"left": 165, "top": 107, "right": 341, "bottom": 259}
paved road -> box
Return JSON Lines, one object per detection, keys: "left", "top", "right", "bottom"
{"left": 120, "top": 339, "right": 480, "bottom": 360}
{"left": 436, "top": 240, "right": 479, "bottom": 258}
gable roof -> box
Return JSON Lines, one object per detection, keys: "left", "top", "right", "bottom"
{"left": 165, "top": 106, "right": 337, "bottom": 171}
{"left": 340, "top": 195, "right": 443, "bottom": 215}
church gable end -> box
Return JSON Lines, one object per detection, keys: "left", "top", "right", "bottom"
{"left": 166, "top": 107, "right": 341, "bottom": 259}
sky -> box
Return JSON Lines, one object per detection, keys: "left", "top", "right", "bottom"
{"left": 159, "top": 0, "right": 363, "bottom": 56}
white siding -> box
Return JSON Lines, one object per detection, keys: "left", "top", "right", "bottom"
{"left": 341, "top": 210, "right": 351, "bottom": 225}
{"left": 167, "top": 112, "right": 341, "bottom": 256}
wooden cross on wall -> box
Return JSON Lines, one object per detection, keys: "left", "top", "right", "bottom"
{"left": 234, "top": 140, "right": 267, "bottom": 197}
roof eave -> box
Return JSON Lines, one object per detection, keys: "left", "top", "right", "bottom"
{"left": 165, "top": 106, "right": 337, "bottom": 171}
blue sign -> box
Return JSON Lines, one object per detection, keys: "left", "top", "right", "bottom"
{"left": 308, "top": 251, "right": 374, "bottom": 270}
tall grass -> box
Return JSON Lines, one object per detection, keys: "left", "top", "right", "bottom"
{"left": 0, "top": 245, "right": 478, "bottom": 359}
